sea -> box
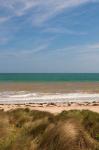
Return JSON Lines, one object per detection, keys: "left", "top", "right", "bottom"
{"left": 0, "top": 73, "right": 99, "bottom": 82}
{"left": 0, "top": 73, "right": 99, "bottom": 104}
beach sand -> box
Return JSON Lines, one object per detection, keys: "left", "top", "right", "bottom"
{"left": 0, "top": 82, "right": 99, "bottom": 93}
{"left": 0, "top": 82, "right": 99, "bottom": 113}
{"left": 0, "top": 102, "right": 99, "bottom": 113}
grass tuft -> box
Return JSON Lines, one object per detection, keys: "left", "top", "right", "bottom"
{"left": 0, "top": 109, "right": 99, "bottom": 150}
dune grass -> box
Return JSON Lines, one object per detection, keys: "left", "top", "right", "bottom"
{"left": 0, "top": 108, "right": 99, "bottom": 150}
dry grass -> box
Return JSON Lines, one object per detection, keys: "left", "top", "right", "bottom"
{"left": 0, "top": 109, "right": 99, "bottom": 150}
{"left": 39, "top": 120, "right": 97, "bottom": 150}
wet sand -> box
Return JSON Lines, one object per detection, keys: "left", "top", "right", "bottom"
{"left": 0, "top": 82, "right": 99, "bottom": 93}
{"left": 0, "top": 82, "right": 99, "bottom": 113}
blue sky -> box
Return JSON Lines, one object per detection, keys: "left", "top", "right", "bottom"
{"left": 0, "top": 0, "right": 99, "bottom": 73}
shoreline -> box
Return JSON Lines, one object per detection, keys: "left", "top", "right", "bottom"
{"left": 0, "top": 82, "right": 99, "bottom": 113}
{"left": 0, "top": 82, "right": 99, "bottom": 93}
{"left": 0, "top": 102, "right": 99, "bottom": 113}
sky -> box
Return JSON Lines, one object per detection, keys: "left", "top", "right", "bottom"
{"left": 0, "top": 0, "right": 99, "bottom": 73}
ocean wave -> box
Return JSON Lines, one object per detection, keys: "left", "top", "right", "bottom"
{"left": 0, "top": 91, "right": 99, "bottom": 104}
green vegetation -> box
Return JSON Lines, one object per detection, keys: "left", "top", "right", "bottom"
{"left": 0, "top": 108, "right": 99, "bottom": 150}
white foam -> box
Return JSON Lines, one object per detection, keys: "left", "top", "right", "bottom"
{"left": 0, "top": 91, "right": 99, "bottom": 104}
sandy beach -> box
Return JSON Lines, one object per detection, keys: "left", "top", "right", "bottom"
{"left": 0, "top": 82, "right": 99, "bottom": 113}
{"left": 0, "top": 82, "right": 99, "bottom": 93}
{"left": 0, "top": 102, "right": 99, "bottom": 113}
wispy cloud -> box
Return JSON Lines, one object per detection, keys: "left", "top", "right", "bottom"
{"left": 34, "top": 42, "right": 99, "bottom": 55}
{"left": 43, "top": 27, "right": 87, "bottom": 35}
{"left": 0, "top": 16, "right": 10, "bottom": 24}
{"left": 0, "top": 0, "right": 99, "bottom": 73}
{"left": 0, "top": 0, "right": 98, "bottom": 25}
{"left": 0, "top": 38, "right": 50, "bottom": 58}
{"left": 62, "top": 42, "right": 99, "bottom": 55}
{"left": 30, "top": 0, "right": 98, "bottom": 26}
{"left": 0, "top": 0, "right": 99, "bottom": 47}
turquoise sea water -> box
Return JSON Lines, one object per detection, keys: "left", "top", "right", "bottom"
{"left": 0, "top": 73, "right": 99, "bottom": 82}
